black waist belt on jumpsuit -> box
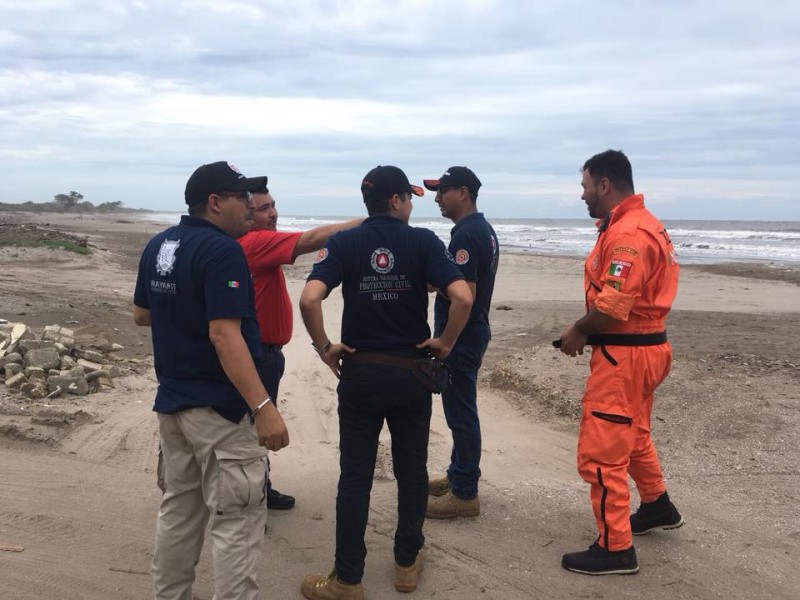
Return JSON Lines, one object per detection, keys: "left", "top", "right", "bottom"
{"left": 552, "top": 331, "right": 667, "bottom": 366}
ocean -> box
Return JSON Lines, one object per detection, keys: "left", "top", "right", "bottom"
{"left": 141, "top": 213, "right": 800, "bottom": 265}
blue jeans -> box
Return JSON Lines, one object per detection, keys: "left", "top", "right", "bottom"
{"left": 442, "top": 343, "right": 488, "bottom": 500}
{"left": 334, "top": 357, "right": 432, "bottom": 584}
{"left": 256, "top": 346, "right": 286, "bottom": 494}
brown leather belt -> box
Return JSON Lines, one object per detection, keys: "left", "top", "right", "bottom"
{"left": 346, "top": 352, "right": 420, "bottom": 370}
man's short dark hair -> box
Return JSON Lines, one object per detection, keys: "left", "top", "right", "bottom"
{"left": 582, "top": 150, "right": 634, "bottom": 193}
{"left": 188, "top": 200, "right": 207, "bottom": 216}
{"left": 365, "top": 196, "right": 391, "bottom": 216}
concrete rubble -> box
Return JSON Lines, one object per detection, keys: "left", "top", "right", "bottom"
{"left": 0, "top": 321, "right": 132, "bottom": 400}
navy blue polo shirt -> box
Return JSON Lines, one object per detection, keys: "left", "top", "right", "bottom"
{"left": 434, "top": 212, "right": 499, "bottom": 347}
{"left": 308, "top": 216, "right": 464, "bottom": 349}
{"left": 133, "top": 215, "right": 261, "bottom": 423}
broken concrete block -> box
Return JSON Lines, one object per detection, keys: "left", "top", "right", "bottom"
{"left": 77, "top": 359, "right": 104, "bottom": 374}
{"left": 5, "top": 372, "right": 27, "bottom": 389}
{"left": 86, "top": 369, "right": 111, "bottom": 382}
{"left": 60, "top": 337, "right": 75, "bottom": 351}
{"left": 5, "top": 363, "right": 23, "bottom": 379}
{"left": 0, "top": 353, "right": 23, "bottom": 368}
{"left": 23, "top": 347, "right": 61, "bottom": 370}
{"left": 79, "top": 350, "right": 105, "bottom": 363}
{"left": 19, "top": 339, "right": 55, "bottom": 355}
{"left": 53, "top": 342, "right": 69, "bottom": 356}
{"left": 60, "top": 355, "right": 77, "bottom": 370}
{"left": 111, "top": 343, "right": 124, "bottom": 351}
{"left": 108, "top": 365, "right": 125, "bottom": 378}
{"left": 47, "top": 375, "right": 89, "bottom": 396}
{"left": 24, "top": 366, "right": 45, "bottom": 382}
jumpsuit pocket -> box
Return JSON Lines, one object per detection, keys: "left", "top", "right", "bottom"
{"left": 599, "top": 346, "right": 618, "bottom": 366}
{"left": 214, "top": 449, "right": 266, "bottom": 515}
{"left": 591, "top": 411, "right": 633, "bottom": 426}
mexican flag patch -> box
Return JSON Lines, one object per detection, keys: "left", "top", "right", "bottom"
{"left": 608, "top": 260, "right": 632, "bottom": 278}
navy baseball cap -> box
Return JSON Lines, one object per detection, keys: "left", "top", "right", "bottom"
{"left": 361, "top": 165, "right": 424, "bottom": 203}
{"left": 184, "top": 162, "right": 268, "bottom": 206}
{"left": 423, "top": 166, "right": 482, "bottom": 196}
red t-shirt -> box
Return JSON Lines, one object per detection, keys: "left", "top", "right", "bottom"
{"left": 238, "top": 230, "right": 303, "bottom": 346}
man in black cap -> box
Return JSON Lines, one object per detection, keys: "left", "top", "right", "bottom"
{"left": 133, "top": 161, "right": 290, "bottom": 600}
{"left": 298, "top": 165, "right": 473, "bottom": 599}
{"left": 423, "top": 167, "right": 499, "bottom": 519}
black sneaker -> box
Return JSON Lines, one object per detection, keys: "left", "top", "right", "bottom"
{"left": 630, "top": 491, "right": 684, "bottom": 535}
{"left": 561, "top": 543, "right": 639, "bottom": 575}
{"left": 267, "top": 487, "right": 296, "bottom": 510}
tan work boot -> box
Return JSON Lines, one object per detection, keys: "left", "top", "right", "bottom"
{"left": 301, "top": 570, "right": 365, "bottom": 600}
{"left": 428, "top": 476, "right": 450, "bottom": 497}
{"left": 426, "top": 490, "right": 480, "bottom": 519}
{"left": 395, "top": 552, "right": 424, "bottom": 593}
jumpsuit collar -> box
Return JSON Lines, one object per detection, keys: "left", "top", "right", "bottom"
{"left": 595, "top": 194, "right": 644, "bottom": 235}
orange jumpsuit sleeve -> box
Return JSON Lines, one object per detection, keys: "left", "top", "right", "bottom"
{"left": 594, "top": 232, "right": 652, "bottom": 321}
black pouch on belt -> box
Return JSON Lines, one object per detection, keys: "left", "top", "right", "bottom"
{"left": 412, "top": 357, "right": 451, "bottom": 394}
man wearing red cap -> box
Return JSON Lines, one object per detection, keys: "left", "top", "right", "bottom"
{"left": 423, "top": 166, "right": 499, "bottom": 519}
{"left": 239, "top": 181, "right": 362, "bottom": 512}
{"left": 559, "top": 150, "right": 683, "bottom": 576}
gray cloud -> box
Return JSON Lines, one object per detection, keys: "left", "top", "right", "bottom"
{"left": 0, "top": 0, "right": 798, "bottom": 219}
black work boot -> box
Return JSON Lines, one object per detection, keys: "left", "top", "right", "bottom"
{"left": 561, "top": 543, "right": 639, "bottom": 575}
{"left": 630, "top": 491, "right": 684, "bottom": 535}
{"left": 267, "top": 487, "right": 296, "bottom": 510}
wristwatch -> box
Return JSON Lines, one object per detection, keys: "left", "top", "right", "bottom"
{"left": 313, "top": 340, "right": 332, "bottom": 354}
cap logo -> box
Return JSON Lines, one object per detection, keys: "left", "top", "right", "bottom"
{"left": 156, "top": 239, "right": 180, "bottom": 276}
{"left": 362, "top": 180, "right": 374, "bottom": 188}
{"left": 228, "top": 163, "right": 245, "bottom": 178}
{"left": 443, "top": 171, "right": 451, "bottom": 177}
{"left": 370, "top": 247, "right": 394, "bottom": 274}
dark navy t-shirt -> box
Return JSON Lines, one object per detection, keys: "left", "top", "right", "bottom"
{"left": 434, "top": 212, "right": 499, "bottom": 346}
{"left": 133, "top": 215, "right": 261, "bottom": 423}
{"left": 308, "top": 216, "right": 463, "bottom": 350}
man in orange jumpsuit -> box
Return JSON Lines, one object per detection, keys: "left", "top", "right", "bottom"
{"left": 559, "top": 150, "right": 683, "bottom": 575}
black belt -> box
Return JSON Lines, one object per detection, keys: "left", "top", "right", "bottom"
{"left": 552, "top": 331, "right": 667, "bottom": 348}
{"left": 261, "top": 344, "right": 283, "bottom": 352}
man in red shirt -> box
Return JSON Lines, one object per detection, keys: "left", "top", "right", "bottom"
{"left": 559, "top": 150, "right": 683, "bottom": 575}
{"left": 239, "top": 180, "right": 361, "bottom": 510}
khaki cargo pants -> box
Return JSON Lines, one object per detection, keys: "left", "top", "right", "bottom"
{"left": 152, "top": 407, "right": 267, "bottom": 600}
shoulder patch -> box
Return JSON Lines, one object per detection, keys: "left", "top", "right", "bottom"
{"left": 608, "top": 260, "right": 632, "bottom": 278}
{"left": 613, "top": 245, "right": 639, "bottom": 257}
{"left": 314, "top": 248, "right": 329, "bottom": 264}
{"left": 455, "top": 249, "right": 470, "bottom": 265}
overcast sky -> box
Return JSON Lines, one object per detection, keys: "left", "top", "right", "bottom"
{"left": 1, "top": 1, "right": 798, "bottom": 220}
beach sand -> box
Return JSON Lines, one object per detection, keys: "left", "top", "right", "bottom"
{"left": 1, "top": 212, "right": 799, "bottom": 599}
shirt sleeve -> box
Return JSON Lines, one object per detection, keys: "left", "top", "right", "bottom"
{"left": 594, "top": 232, "right": 650, "bottom": 321}
{"left": 449, "top": 229, "right": 480, "bottom": 282}
{"left": 307, "top": 236, "right": 344, "bottom": 291}
{"left": 202, "top": 239, "right": 255, "bottom": 321}
{"left": 133, "top": 244, "right": 151, "bottom": 308}
{"left": 425, "top": 231, "right": 464, "bottom": 291}
{"left": 240, "top": 230, "right": 302, "bottom": 272}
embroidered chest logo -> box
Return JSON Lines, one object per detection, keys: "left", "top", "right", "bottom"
{"left": 455, "top": 249, "right": 470, "bottom": 265}
{"left": 156, "top": 239, "right": 180, "bottom": 276}
{"left": 371, "top": 248, "right": 394, "bottom": 274}
{"left": 315, "top": 248, "right": 329, "bottom": 264}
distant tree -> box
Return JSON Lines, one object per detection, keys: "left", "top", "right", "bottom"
{"left": 54, "top": 191, "right": 84, "bottom": 211}
{"left": 97, "top": 200, "right": 124, "bottom": 212}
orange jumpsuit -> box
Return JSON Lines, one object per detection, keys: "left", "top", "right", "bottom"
{"left": 578, "top": 193, "right": 679, "bottom": 551}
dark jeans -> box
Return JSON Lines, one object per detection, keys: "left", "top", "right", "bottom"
{"left": 256, "top": 345, "right": 285, "bottom": 494}
{"left": 334, "top": 357, "right": 432, "bottom": 584}
{"left": 442, "top": 343, "right": 488, "bottom": 500}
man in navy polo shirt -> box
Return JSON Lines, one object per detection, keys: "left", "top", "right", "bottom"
{"left": 423, "top": 166, "right": 499, "bottom": 519}
{"left": 298, "top": 165, "right": 473, "bottom": 599}
{"left": 133, "top": 161, "right": 290, "bottom": 600}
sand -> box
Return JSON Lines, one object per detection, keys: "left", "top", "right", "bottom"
{"left": 0, "top": 212, "right": 799, "bottom": 600}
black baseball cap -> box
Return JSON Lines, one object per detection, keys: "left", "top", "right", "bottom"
{"left": 423, "top": 166, "right": 482, "bottom": 196}
{"left": 361, "top": 165, "right": 424, "bottom": 203}
{"left": 184, "top": 161, "right": 268, "bottom": 206}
